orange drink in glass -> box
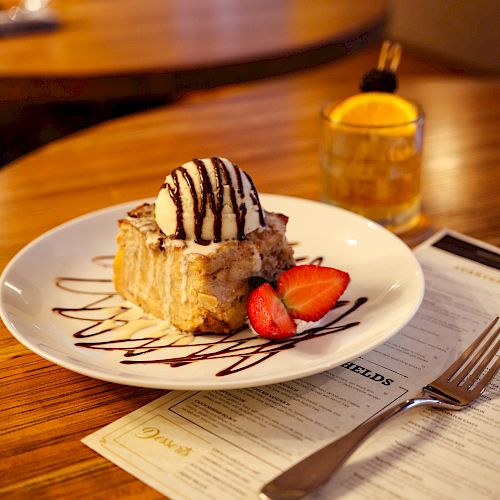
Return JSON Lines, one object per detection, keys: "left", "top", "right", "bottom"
{"left": 320, "top": 92, "right": 424, "bottom": 233}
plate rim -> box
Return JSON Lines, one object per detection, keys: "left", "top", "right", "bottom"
{"left": 0, "top": 194, "right": 425, "bottom": 390}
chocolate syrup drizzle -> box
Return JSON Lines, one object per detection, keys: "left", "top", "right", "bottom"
{"left": 163, "top": 158, "right": 265, "bottom": 245}
{"left": 52, "top": 255, "right": 368, "bottom": 377}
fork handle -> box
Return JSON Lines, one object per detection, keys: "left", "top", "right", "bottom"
{"left": 260, "top": 397, "right": 442, "bottom": 500}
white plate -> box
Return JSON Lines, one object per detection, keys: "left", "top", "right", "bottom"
{"left": 0, "top": 194, "right": 424, "bottom": 390}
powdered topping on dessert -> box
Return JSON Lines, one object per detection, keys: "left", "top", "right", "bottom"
{"left": 155, "top": 157, "right": 266, "bottom": 245}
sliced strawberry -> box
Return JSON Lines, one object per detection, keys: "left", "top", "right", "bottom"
{"left": 247, "top": 283, "right": 296, "bottom": 339}
{"left": 277, "top": 265, "right": 350, "bottom": 322}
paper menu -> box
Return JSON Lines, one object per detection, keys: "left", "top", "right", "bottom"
{"left": 83, "top": 229, "right": 500, "bottom": 500}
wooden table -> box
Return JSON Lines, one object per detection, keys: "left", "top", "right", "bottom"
{"left": 1, "top": 53, "right": 499, "bottom": 498}
{"left": 0, "top": 0, "right": 386, "bottom": 103}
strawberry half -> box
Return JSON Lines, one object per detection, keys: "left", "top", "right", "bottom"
{"left": 277, "top": 265, "right": 350, "bottom": 322}
{"left": 247, "top": 282, "right": 296, "bottom": 339}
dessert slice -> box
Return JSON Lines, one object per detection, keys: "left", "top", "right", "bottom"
{"left": 113, "top": 158, "right": 295, "bottom": 334}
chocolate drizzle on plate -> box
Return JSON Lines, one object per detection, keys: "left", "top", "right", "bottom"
{"left": 296, "top": 255, "right": 324, "bottom": 266}
{"left": 165, "top": 157, "right": 265, "bottom": 245}
{"left": 52, "top": 256, "right": 368, "bottom": 377}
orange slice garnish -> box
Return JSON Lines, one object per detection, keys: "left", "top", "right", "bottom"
{"left": 329, "top": 92, "right": 419, "bottom": 134}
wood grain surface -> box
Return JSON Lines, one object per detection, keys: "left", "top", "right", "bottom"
{"left": 1, "top": 49, "right": 499, "bottom": 499}
{"left": 0, "top": 0, "right": 386, "bottom": 102}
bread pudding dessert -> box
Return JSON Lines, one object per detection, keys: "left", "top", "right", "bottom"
{"left": 113, "top": 157, "right": 295, "bottom": 334}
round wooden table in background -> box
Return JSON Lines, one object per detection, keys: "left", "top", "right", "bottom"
{"left": 1, "top": 51, "right": 498, "bottom": 263}
{"left": 0, "top": 49, "right": 499, "bottom": 498}
{"left": 0, "top": 0, "right": 386, "bottom": 103}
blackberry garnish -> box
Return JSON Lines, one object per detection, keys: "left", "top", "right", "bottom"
{"left": 360, "top": 69, "right": 398, "bottom": 93}
{"left": 360, "top": 41, "right": 402, "bottom": 93}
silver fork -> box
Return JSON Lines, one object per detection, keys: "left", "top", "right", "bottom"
{"left": 261, "top": 317, "right": 500, "bottom": 500}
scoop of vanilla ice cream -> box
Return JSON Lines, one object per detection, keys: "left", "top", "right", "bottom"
{"left": 155, "top": 157, "right": 266, "bottom": 244}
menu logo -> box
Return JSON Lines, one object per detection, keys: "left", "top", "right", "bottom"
{"left": 135, "top": 426, "right": 193, "bottom": 456}
{"left": 341, "top": 361, "right": 393, "bottom": 386}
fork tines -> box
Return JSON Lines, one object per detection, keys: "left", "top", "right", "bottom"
{"left": 444, "top": 317, "right": 500, "bottom": 390}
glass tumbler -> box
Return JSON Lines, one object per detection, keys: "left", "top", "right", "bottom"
{"left": 320, "top": 100, "right": 424, "bottom": 233}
